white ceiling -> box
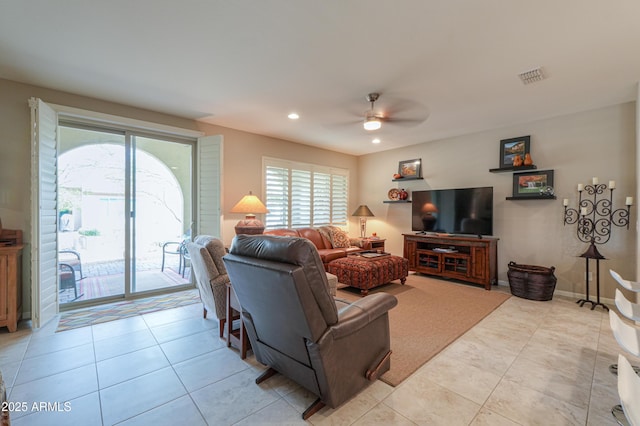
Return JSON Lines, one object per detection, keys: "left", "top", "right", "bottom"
{"left": 1, "top": 1, "right": 639, "bottom": 156}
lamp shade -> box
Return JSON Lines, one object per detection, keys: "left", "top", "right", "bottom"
{"left": 352, "top": 205, "right": 374, "bottom": 217}
{"left": 230, "top": 192, "right": 269, "bottom": 216}
{"left": 230, "top": 191, "right": 269, "bottom": 235}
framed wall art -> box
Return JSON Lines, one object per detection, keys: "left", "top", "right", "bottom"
{"left": 512, "top": 170, "right": 554, "bottom": 198}
{"left": 398, "top": 158, "right": 422, "bottom": 178}
{"left": 499, "top": 136, "right": 530, "bottom": 168}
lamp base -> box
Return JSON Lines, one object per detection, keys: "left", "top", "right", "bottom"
{"left": 235, "top": 219, "right": 265, "bottom": 235}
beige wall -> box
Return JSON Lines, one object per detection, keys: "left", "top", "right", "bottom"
{"left": 0, "top": 78, "right": 358, "bottom": 315}
{"left": 359, "top": 102, "right": 637, "bottom": 299}
{"left": 192, "top": 124, "right": 358, "bottom": 246}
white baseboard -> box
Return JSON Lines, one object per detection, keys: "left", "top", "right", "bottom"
{"left": 498, "top": 280, "right": 614, "bottom": 306}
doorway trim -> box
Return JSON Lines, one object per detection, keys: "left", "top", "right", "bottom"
{"left": 29, "top": 98, "right": 213, "bottom": 327}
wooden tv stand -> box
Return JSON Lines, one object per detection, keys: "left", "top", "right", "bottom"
{"left": 403, "top": 233, "right": 498, "bottom": 290}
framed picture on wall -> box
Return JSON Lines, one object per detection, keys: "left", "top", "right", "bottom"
{"left": 398, "top": 158, "right": 422, "bottom": 178}
{"left": 512, "top": 170, "right": 554, "bottom": 197}
{"left": 499, "top": 136, "right": 530, "bottom": 168}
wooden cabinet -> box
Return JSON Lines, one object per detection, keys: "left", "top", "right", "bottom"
{"left": 0, "top": 245, "right": 24, "bottom": 332}
{"left": 403, "top": 234, "right": 498, "bottom": 290}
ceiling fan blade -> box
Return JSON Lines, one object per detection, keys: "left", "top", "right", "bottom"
{"left": 382, "top": 98, "right": 422, "bottom": 115}
{"left": 323, "top": 118, "right": 362, "bottom": 128}
{"left": 383, "top": 117, "right": 427, "bottom": 127}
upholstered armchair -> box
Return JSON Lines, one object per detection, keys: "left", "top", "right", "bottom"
{"left": 223, "top": 234, "right": 398, "bottom": 419}
{"left": 186, "top": 235, "right": 229, "bottom": 337}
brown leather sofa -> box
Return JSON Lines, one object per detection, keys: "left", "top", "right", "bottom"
{"left": 264, "top": 227, "right": 362, "bottom": 268}
{"left": 223, "top": 234, "right": 397, "bottom": 419}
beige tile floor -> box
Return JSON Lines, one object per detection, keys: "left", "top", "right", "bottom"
{"left": 0, "top": 279, "right": 637, "bottom": 425}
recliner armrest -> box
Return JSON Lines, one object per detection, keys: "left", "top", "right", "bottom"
{"left": 331, "top": 293, "right": 397, "bottom": 339}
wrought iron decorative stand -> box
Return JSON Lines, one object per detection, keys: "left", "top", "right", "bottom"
{"left": 563, "top": 179, "right": 632, "bottom": 311}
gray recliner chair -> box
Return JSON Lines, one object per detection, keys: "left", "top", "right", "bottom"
{"left": 186, "top": 235, "right": 229, "bottom": 337}
{"left": 223, "top": 234, "right": 398, "bottom": 419}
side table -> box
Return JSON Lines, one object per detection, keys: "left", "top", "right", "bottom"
{"left": 226, "top": 282, "right": 250, "bottom": 359}
{"left": 359, "top": 238, "right": 385, "bottom": 251}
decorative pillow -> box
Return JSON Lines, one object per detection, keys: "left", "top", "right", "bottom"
{"left": 350, "top": 237, "right": 365, "bottom": 248}
{"left": 317, "top": 226, "right": 333, "bottom": 246}
{"left": 328, "top": 226, "right": 351, "bottom": 248}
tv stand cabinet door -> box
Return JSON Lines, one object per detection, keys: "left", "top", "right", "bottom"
{"left": 470, "top": 246, "right": 488, "bottom": 283}
{"left": 416, "top": 250, "right": 441, "bottom": 274}
{"left": 404, "top": 239, "right": 417, "bottom": 269}
{"left": 441, "top": 253, "right": 470, "bottom": 279}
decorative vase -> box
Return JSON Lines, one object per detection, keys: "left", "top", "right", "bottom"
{"left": 512, "top": 155, "right": 523, "bottom": 167}
{"left": 399, "top": 189, "right": 408, "bottom": 200}
{"left": 523, "top": 153, "right": 533, "bottom": 166}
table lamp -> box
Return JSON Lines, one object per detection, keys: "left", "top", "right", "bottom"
{"left": 352, "top": 205, "right": 374, "bottom": 238}
{"left": 230, "top": 191, "right": 269, "bottom": 235}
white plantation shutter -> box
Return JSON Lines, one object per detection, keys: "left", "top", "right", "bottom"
{"left": 29, "top": 98, "right": 59, "bottom": 328}
{"left": 291, "top": 169, "right": 311, "bottom": 228}
{"left": 313, "top": 172, "right": 331, "bottom": 227}
{"left": 197, "top": 135, "right": 222, "bottom": 237}
{"left": 263, "top": 158, "right": 349, "bottom": 230}
{"left": 264, "top": 165, "right": 289, "bottom": 229}
{"left": 331, "top": 173, "right": 348, "bottom": 226}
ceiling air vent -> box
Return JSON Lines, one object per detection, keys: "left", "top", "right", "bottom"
{"left": 518, "top": 67, "right": 545, "bottom": 85}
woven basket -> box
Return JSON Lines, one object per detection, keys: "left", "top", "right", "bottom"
{"left": 507, "top": 261, "right": 557, "bottom": 301}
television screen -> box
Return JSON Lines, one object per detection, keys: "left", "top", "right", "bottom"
{"left": 411, "top": 187, "right": 493, "bottom": 236}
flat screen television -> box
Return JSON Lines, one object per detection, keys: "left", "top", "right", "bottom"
{"left": 411, "top": 186, "right": 494, "bottom": 236}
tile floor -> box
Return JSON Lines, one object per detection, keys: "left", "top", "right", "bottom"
{"left": 0, "top": 279, "right": 637, "bottom": 425}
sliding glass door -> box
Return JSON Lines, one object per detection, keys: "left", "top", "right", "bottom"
{"left": 58, "top": 126, "right": 194, "bottom": 308}
{"left": 132, "top": 135, "right": 193, "bottom": 294}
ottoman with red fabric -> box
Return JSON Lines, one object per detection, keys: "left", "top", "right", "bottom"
{"left": 327, "top": 254, "right": 409, "bottom": 296}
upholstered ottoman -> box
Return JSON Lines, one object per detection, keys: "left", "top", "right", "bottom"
{"left": 328, "top": 254, "right": 409, "bottom": 296}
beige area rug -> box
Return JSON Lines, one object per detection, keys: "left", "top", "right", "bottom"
{"left": 336, "top": 274, "right": 511, "bottom": 387}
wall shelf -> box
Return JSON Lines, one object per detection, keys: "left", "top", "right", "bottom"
{"left": 383, "top": 200, "right": 412, "bottom": 203}
{"left": 506, "top": 195, "right": 556, "bottom": 201}
{"left": 489, "top": 165, "right": 537, "bottom": 173}
{"left": 392, "top": 177, "right": 424, "bottom": 182}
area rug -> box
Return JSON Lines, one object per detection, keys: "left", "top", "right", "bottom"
{"left": 336, "top": 274, "right": 510, "bottom": 387}
{"left": 56, "top": 289, "right": 201, "bottom": 332}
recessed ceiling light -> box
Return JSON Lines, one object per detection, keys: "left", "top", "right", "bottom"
{"left": 288, "top": 112, "right": 299, "bottom": 120}
{"left": 372, "top": 138, "right": 381, "bottom": 144}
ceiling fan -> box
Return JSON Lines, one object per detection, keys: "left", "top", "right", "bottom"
{"left": 363, "top": 93, "right": 383, "bottom": 130}
{"left": 361, "top": 92, "right": 428, "bottom": 131}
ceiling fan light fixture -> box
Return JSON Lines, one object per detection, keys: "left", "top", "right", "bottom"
{"left": 363, "top": 114, "right": 381, "bottom": 131}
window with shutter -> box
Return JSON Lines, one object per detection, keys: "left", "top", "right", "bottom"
{"left": 263, "top": 158, "right": 349, "bottom": 230}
